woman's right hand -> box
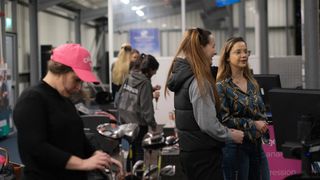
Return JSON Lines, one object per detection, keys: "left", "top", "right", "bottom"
{"left": 229, "top": 128, "right": 244, "bottom": 144}
{"left": 254, "top": 120, "right": 268, "bottom": 134}
{"left": 110, "top": 157, "right": 125, "bottom": 179}
{"left": 153, "top": 91, "right": 160, "bottom": 99}
{"left": 83, "top": 150, "right": 112, "bottom": 171}
{"left": 153, "top": 85, "right": 161, "bottom": 91}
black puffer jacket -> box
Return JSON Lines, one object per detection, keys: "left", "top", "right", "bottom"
{"left": 167, "top": 58, "right": 223, "bottom": 151}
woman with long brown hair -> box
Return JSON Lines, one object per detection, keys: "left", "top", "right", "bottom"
{"left": 216, "top": 37, "right": 270, "bottom": 180}
{"left": 165, "top": 28, "right": 244, "bottom": 180}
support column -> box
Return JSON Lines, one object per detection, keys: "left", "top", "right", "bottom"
{"left": 257, "top": 0, "right": 269, "bottom": 74}
{"left": 227, "top": 6, "right": 233, "bottom": 37}
{"left": 75, "top": 10, "right": 81, "bottom": 44}
{"left": 0, "top": 0, "right": 5, "bottom": 64}
{"left": 302, "top": 0, "right": 319, "bottom": 89}
{"left": 29, "top": 0, "right": 39, "bottom": 85}
{"left": 96, "top": 20, "right": 107, "bottom": 83}
{"left": 108, "top": 0, "right": 114, "bottom": 91}
{"left": 181, "top": 0, "right": 185, "bottom": 34}
{"left": 12, "top": 0, "right": 17, "bottom": 33}
{"left": 239, "top": 0, "right": 246, "bottom": 39}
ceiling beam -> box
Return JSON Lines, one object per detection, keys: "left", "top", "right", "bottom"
{"left": 38, "top": 0, "right": 68, "bottom": 11}
{"left": 81, "top": 7, "right": 108, "bottom": 23}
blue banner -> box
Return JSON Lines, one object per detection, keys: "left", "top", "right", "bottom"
{"left": 216, "top": 0, "right": 240, "bottom": 7}
{"left": 130, "top": 28, "right": 160, "bottom": 56}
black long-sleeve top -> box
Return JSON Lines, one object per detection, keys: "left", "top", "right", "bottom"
{"left": 13, "top": 81, "right": 95, "bottom": 180}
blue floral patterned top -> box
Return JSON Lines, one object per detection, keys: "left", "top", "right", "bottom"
{"left": 216, "top": 77, "right": 268, "bottom": 143}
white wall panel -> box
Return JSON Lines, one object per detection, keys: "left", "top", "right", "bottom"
{"left": 81, "top": 25, "right": 96, "bottom": 53}
{"left": 106, "top": 32, "right": 128, "bottom": 52}
{"left": 16, "top": 4, "right": 97, "bottom": 76}
{"left": 161, "top": 31, "right": 169, "bottom": 56}
{"left": 17, "top": 4, "right": 29, "bottom": 73}
{"left": 246, "top": 31, "right": 256, "bottom": 54}
{"left": 269, "top": 0, "right": 287, "bottom": 27}
{"left": 185, "top": 10, "right": 203, "bottom": 28}
{"left": 38, "top": 12, "right": 74, "bottom": 46}
{"left": 241, "top": 0, "right": 256, "bottom": 27}
{"left": 234, "top": 0, "right": 289, "bottom": 28}
{"left": 287, "top": 0, "right": 295, "bottom": 26}
{"left": 167, "top": 31, "right": 181, "bottom": 56}
{"left": 269, "top": 30, "right": 286, "bottom": 56}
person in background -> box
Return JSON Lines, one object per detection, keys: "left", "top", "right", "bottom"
{"left": 165, "top": 27, "right": 244, "bottom": 180}
{"left": 216, "top": 37, "right": 270, "bottom": 180}
{"left": 129, "top": 49, "right": 161, "bottom": 94}
{"left": 129, "top": 48, "right": 140, "bottom": 70}
{"left": 0, "top": 73, "right": 9, "bottom": 113}
{"left": 116, "top": 53, "right": 159, "bottom": 172}
{"left": 112, "top": 43, "right": 132, "bottom": 100}
{"left": 130, "top": 49, "right": 140, "bottom": 62}
{"left": 13, "top": 44, "right": 123, "bottom": 180}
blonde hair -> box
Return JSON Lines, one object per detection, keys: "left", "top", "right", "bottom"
{"left": 217, "top": 37, "right": 259, "bottom": 92}
{"left": 112, "top": 43, "right": 132, "bottom": 85}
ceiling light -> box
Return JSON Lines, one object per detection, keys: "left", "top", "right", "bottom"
{"left": 147, "top": 19, "right": 152, "bottom": 23}
{"left": 120, "top": 0, "right": 130, "bottom": 4}
{"left": 131, "top": 5, "right": 146, "bottom": 11}
{"left": 136, "top": 10, "right": 144, "bottom": 16}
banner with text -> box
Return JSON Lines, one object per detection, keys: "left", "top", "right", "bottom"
{"left": 262, "top": 125, "right": 301, "bottom": 180}
{"left": 130, "top": 28, "right": 160, "bottom": 57}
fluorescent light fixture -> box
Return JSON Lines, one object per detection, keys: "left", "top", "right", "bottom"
{"left": 120, "top": 0, "right": 130, "bottom": 4}
{"left": 5, "top": 18, "right": 12, "bottom": 30}
{"left": 136, "top": 10, "right": 144, "bottom": 16}
{"left": 131, "top": 5, "right": 145, "bottom": 11}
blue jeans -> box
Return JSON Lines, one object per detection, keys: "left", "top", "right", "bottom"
{"left": 261, "top": 149, "right": 270, "bottom": 180}
{"left": 222, "top": 141, "right": 270, "bottom": 180}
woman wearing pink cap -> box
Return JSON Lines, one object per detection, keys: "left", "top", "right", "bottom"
{"left": 13, "top": 44, "right": 123, "bottom": 180}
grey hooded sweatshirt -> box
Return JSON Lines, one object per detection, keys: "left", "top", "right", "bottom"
{"left": 117, "top": 71, "right": 157, "bottom": 129}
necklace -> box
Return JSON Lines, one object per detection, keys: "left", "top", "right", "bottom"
{"left": 232, "top": 77, "right": 242, "bottom": 84}
{"left": 232, "top": 77, "right": 247, "bottom": 93}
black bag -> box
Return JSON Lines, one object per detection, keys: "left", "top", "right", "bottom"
{"left": 0, "top": 147, "right": 23, "bottom": 180}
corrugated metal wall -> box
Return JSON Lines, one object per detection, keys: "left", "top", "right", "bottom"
{"left": 10, "top": 0, "right": 300, "bottom": 90}
{"left": 109, "top": 0, "right": 295, "bottom": 57}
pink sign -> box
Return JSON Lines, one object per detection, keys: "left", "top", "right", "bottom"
{"left": 262, "top": 125, "right": 301, "bottom": 180}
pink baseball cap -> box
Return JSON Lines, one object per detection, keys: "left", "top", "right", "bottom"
{"left": 50, "top": 43, "right": 98, "bottom": 83}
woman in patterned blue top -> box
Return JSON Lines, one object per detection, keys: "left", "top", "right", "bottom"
{"left": 216, "top": 37, "right": 270, "bottom": 180}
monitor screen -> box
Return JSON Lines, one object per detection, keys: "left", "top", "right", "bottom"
{"left": 269, "top": 88, "right": 320, "bottom": 152}
{"left": 253, "top": 74, "right": 282, "bottom": 113}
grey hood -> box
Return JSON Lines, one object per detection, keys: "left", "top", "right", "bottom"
{"left": 128, "top": 71, "right": 150, "bottom": 88}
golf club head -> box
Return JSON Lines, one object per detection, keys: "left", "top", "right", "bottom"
{"left": 160, "top": 165, "right": 176, "bottom": 176}
{"left": 132, "top": 160, "right": 144, "bottom": 176}
{"left": 142, "top": 133, "right": 166, "bottom": 150}
{"left": 96, "top": 123, "right": 122, "bottom": 139}
{"left": 120, "top": 123, "right": 140, "bottom": 143}
{"left": 165, "top": 136, "right": 179, "bottom": 146}
{"left": 143, "top": 164, "right": 158, "bottom": 179}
